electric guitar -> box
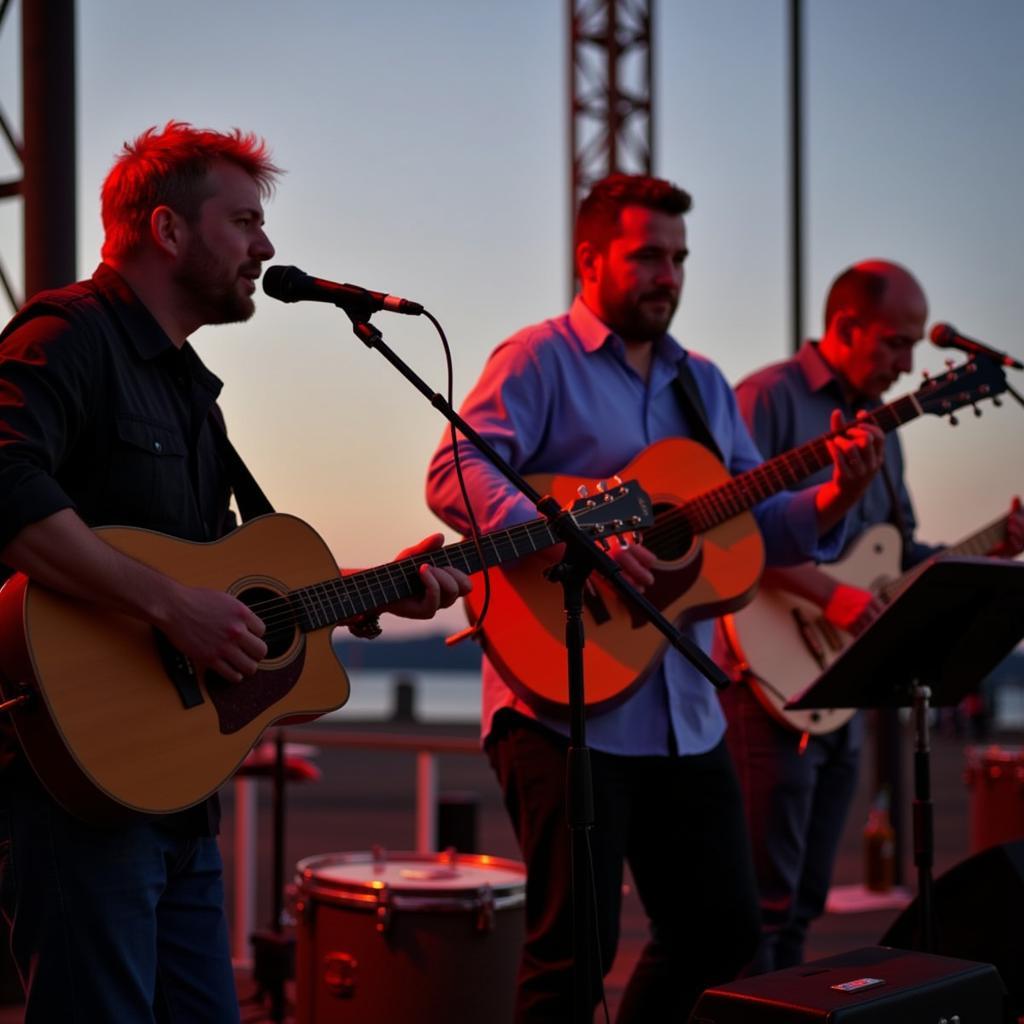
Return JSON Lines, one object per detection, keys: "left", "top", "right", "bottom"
{"left": 464, "top": 359, "right": 1007, "bottom": 715}
{"left": 0, "top": 482, "right": 651, "bottom": 821}
{"left": 721, "top": 512, "right": 1011, "bottom": 734}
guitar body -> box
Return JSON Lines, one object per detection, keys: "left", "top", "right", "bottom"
{"left": 0, "top": 514, "right": 349, "bottom": 821}
{"left": 721, "top": 523, "right": 904, "bottom": 734}
{"left": 466, "top": 437, "right": 764, "bottom": 714}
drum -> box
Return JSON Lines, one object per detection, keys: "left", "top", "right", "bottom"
{"left": 293, "top": 849, "right": 526, "bottom": 1023}
{"left": 964, "top": 746, "right": 1024, "bottom": 854}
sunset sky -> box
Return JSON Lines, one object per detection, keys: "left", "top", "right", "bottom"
{"left": 1, "top": 0, "right": 1021, "bottom": 636}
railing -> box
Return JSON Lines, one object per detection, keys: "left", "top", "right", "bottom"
{"left": 229, "top": 725, "right": 480, "bottom": 963}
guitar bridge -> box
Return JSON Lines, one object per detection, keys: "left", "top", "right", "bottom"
{"left": 791, "top": 608, "right": 827, "bottom": 669}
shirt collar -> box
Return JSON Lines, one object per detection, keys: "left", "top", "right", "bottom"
{"left": 91, "top": 263, "right": 223, "bottom": 397}
{"left": 568, "top": 294, "right": 687, "bottom": 367}
{"left": 797, "top": 340, "right": 842, "bottom": 394}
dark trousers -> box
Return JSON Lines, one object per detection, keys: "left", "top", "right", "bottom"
{"left": 487, "top": 712, "right": 761, "bottom": 1023}
{"left": 0, "top": 770, "right": 238, "bottom": 1023}
{"left": 721, "top": 682, "right": 862, "bottom": 973}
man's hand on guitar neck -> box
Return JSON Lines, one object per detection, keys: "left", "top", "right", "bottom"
{"left": 353, "top": 533, "right": 472, "bottom": 622}
{"left": 814, "top": 409, "right": 886, "bottom": 534}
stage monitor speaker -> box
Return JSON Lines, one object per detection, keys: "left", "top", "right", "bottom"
{"left": 689, "top": 946, "right": 1006, "bottom": 1023}
{"left": 881, "top": 839, "right": 1024, "bottom": 1016}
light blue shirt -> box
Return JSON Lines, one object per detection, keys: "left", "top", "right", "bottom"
{"left": 426, "top": 298, "right": 844, "bottom": 755}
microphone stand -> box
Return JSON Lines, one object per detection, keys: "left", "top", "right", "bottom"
{"left": 345, "top": 313, "right": 729, "bottom": 1023}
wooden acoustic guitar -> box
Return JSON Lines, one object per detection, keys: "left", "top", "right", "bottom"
{"left": 0, "top": 482, "right": 651, "bottom": 821}
{"left": 464, "top": 359, "right": 1007, "bottom": 715}
{"left": 721, "top": 512, "right": 1010, "bottom": 735}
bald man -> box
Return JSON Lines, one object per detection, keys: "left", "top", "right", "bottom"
{"left": 717, "top": 259, "right": 1023, "bottom": 974}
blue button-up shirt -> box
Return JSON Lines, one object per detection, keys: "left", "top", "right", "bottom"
{"left": 426, "top": 299, "right": 844, "bottom": 755}
{"left": 735, "top": 341, "right": 936, "bottom": 569}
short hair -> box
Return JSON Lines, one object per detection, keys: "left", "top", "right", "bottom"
{"left": 101, "top": 120, "right": 282, "bottom": 260}
{"left": 575, "top": 173, "right": 692, "bottom": 252}
{"left": 823, "top": 266, "right": 890, "bottom": 331}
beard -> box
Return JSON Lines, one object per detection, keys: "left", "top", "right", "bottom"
{"left": 598, "top": 282, "right": 679, "bottom": 343}
{"left": 174, "top": 233, "right": 256, "bottom": 326}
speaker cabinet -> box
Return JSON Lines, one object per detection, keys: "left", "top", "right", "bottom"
{"left": 689, "top": 946, "right": 1006, "bottom": 1023}
{"left": 882, "top": 839, "right": 1024, "bottom": 1017}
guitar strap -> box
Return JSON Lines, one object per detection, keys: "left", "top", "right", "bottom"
{"left": 671, "top": 357, "right": 724, "bottom": 462}
{"left": 880, "top": 461, "right": 910, "bottom": 561}
{"left": 208, "top": 414, "right": 276, "bottom": 521}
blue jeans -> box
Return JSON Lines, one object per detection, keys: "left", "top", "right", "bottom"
{"left": 0, "top": 770, "right": 238, "bottom": 1023}
{"left": 721, "top": 682, "right": 862, "bottom": 973}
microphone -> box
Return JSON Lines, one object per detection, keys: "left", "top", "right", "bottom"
{"left": 262, "top": 265, "right": 424, "bottom": 317}
{"left": 930, "top": 323, "right": 1023, "bottom": 370}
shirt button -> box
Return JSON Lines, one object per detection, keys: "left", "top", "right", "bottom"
{"left": 153, "top": 440, "right": 163, "bottom": 452}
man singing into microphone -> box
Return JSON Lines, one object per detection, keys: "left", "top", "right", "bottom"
{"left": 717, "top": 258, "right": 1024, "bottom": 975}
{"left": 0, "top": 121, "right": 470, "bottom": 1022}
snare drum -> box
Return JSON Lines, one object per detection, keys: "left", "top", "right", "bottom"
{"left": 964, "top": 746, "right": 1024, "bottom": 854}
{"left": 293, "top": 849, "right": 526, "bottom": 1024}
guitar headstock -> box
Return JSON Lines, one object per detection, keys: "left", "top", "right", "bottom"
{"left": 569, "top": 479, "right": 654, "bottom": 538}
{"left": 916, "top": 359, "right": 1007, "bottom": 424}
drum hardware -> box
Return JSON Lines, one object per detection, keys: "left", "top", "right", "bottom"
{"left": 293, "top": 850, "right": 526, "bottom": 1023}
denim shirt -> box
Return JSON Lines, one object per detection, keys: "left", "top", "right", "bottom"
{"left": 427, "top": 298, "right": 845, "bottom": 756}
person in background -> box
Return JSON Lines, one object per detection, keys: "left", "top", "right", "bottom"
{"left": 718, "top": 258, "right": 1024, "bottom": 974}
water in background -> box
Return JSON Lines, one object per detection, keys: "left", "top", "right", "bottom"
{"left": 325, "top": 669, "right": 482, "bottom": 724}
{"left": 324, "top": 669, "right": 1024, "bottom": 730}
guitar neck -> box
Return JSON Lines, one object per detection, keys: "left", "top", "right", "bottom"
{"left": 682, "top": 393, "right": 923, "bottom": 533}
{"left": 945, "top": 513, "right": 1008, "bottom": 558}
{"left": 289, "top": 517, "right": 562, "bottom": 631}
{"left": 876, "top": 513, "right": 1008, "bottom": 602}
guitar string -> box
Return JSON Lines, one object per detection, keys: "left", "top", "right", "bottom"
{"left": 241, "top": 404, "right": 931, "bottom": 637}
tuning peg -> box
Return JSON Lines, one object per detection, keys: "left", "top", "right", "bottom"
{"left": 945, "top": 358, "right": 956, "bottom": 370}
{"left": 920, "top": 369, "right": 931, "bottom": 381}
{"left": 577, "top": 484, "right": 590, "bottom": 498}
{"left": 949, "top": 413, "right": 959, "bottom": 426}
{"left": 971, "top": 402, "right": 982, "bottom": 417}
{"left": 610, "top": 474, "right": 623, "bottom": 486}
{"left": 617, "top": 533, "right": 630, "bottom": 550}
{"left": 994, "top": 396, "right": 1003, "bottom": 408}
{"left": 595, "top": 480, "right": 607, "bottom": 493}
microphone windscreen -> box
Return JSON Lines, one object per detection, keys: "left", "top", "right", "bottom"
{"left": 262, "top": 265, "right": 307, "bottom": 302}
{"left": 929, "top": 323, "right": 956, "bottom": 347}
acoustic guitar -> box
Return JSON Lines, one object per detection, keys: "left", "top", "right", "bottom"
{"left": 0, "top": 482, "right": 651, "bottom": 821}
{"left": 464, "top": 359, "right": 1007, "bottom": 715}
{"left": 721, "top": 512, "right": 1010, "bottom": 734}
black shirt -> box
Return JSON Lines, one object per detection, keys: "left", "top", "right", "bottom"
{"left": 0, "top": 263, "right": 242, "bottom": 833}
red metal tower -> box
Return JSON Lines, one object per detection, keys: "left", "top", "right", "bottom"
{"left": 0, "top": 0, "right": 77, "bottom": 314}
{"left": 568, "top": 0, "right": 654, "bottom": 295}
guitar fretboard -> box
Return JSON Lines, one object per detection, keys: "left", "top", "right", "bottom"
{"left": 291, "top": 518, "right": 562, "bottom": 631}
{"left": 878, "top": 513, "right": 1008, "bottom": 603}
{"left": 671, "top": 394, "right": 923, "bottom": 536}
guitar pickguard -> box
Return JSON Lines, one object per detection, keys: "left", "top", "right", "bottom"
{"left": 206, "top": 646, "right": 307, "bottom": 734}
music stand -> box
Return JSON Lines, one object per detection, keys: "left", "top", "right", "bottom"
{"left": 786, "top": 556, "right": 1024, "bottom": 952}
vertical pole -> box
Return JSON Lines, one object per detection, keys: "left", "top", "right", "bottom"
{"left": 416, "top": 751, "right": 438, "bottom": 852}
{"left": 22, "top": 0, "right": 77, "bottom": 297}
{"left": 232, "top": 776, "right": 259, "bottom": 963}
{"left": 788, "top": 0, "right": 805, "bottom": 353}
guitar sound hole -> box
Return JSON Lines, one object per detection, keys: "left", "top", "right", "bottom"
{"left": 648, "top": 503, "right": 695, "bottom": 561}
{"left": 237, "top": 586, "right": 297, "bottom": 660}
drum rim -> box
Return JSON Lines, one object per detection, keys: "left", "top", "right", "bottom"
{"left": 294, "top": 850, "right": 527, "bottom": 911}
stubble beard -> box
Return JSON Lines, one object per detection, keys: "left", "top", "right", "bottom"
{"left": 175, "top": 234, "right": 255, "bottom": 326}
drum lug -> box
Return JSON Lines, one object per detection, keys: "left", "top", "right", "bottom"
{"left": 323, "top": 951, "right": 358, "bottom": 999}
{"left": 475, "top": 883, "right": 495, "bottom": 932}
{"left": 374, "top": 885, "right": 393, "bottom": 934}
